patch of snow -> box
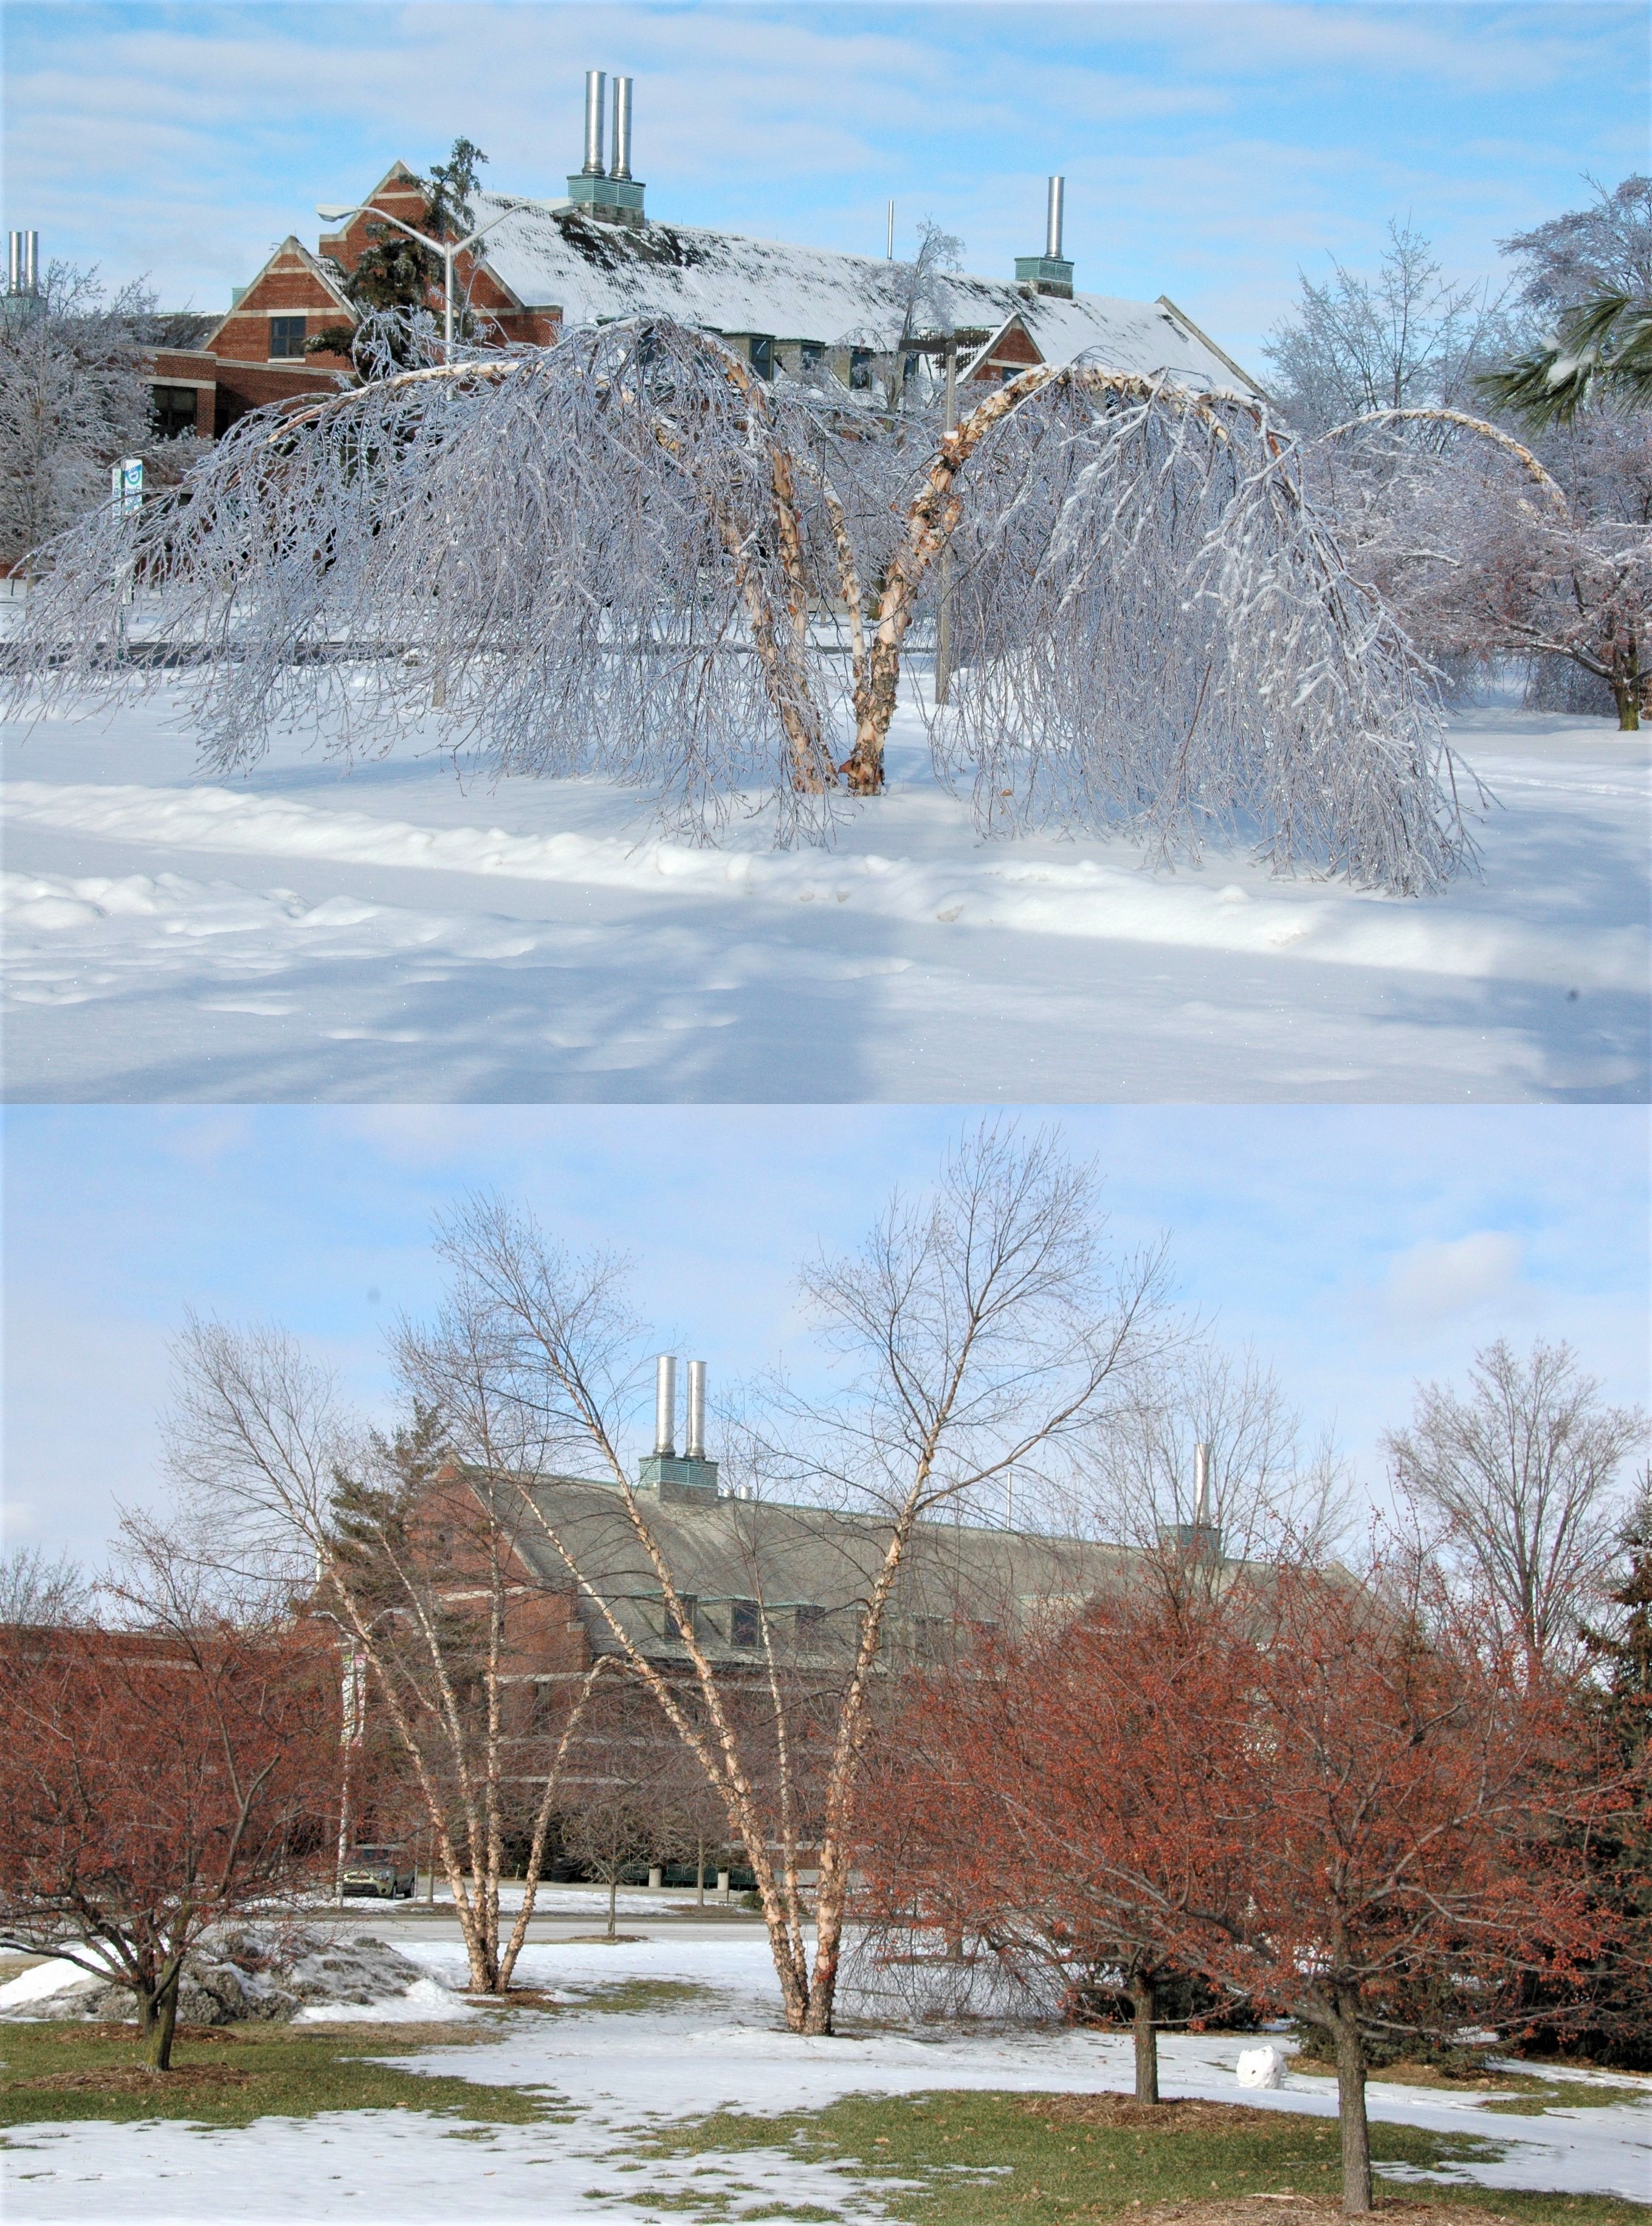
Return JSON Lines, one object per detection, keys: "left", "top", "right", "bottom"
{"left": 292, "top": 1977, "right": 478, "bottom": 2025}
{"left": 1, "top": 693, "right": 1645, "bottom": 1101}
{"left": 0, "top": 1960, "right": 109, "bottom": 2010}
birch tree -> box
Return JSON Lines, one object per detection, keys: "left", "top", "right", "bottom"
{"left": 163, "top": 1329, "right": 606, "bottom": 1994}
{"left": 4, "top": 314, "right": 1470, "bottom": 892}
{"left": 394, "top": 1123, "right": 1177, "bottom": 2035}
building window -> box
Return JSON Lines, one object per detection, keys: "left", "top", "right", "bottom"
{"left": 151, "top": 385, "right": 198, "bottom": 439}
{"left": 800, "top": 341, "right": 824, "bottom": 377}
{"left": 794, "top": 1603, "right": 826, "bottom": 1645}
{"left": 669, "top": 1593, "right": 698, "bottom": 1643}
{"left": 730, "top": 1598, "right": 762, "bottom": 1648}
{"left": 904, "top": 351, "right": 919, "bottom": 384}
{"left": 748, "top": 334, "right": 774, "bottom": 381}
{"left": 269, "top": 315, "right": 307, "bottom": 359}
{"left": 850, "top": 347, "right": 873, "bottom": 390}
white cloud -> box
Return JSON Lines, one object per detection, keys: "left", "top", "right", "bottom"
{"left": 1377, "top": 1229, "right": 1527, "bottom": 1328}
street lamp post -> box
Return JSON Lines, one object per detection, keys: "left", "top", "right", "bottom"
{"left": 315, "top": 199, "right": 518, "bottom": 359}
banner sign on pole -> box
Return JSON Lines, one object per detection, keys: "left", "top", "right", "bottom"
{"left": 111, "top": 458, "right": 144, "bottom": 513}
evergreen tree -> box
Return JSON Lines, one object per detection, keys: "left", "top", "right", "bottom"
{"left": 308, "top": 136, "right": 489, "bottom": 373}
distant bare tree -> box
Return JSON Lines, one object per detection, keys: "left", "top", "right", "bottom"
{"left": 1075, "top": 1340, "right": 1352, "bottom": 1597}
{"left": 0, "top": 1543, "right": 91, "bottom": 1627}
{"left": 1264, "top": 219, "right": 1518, "bottom": 435}
{"left": 1384, "top": 1338, "right": 1648, "bottom": 1673}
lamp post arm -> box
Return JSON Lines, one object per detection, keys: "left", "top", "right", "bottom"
{"left": 317, "top": 199, "right": 518, "bottom": 362}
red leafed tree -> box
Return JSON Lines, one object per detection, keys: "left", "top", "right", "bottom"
{"left": 0, "top": 1529, "right": 339, "bottom": 2069}
{"left": 857, "top": 1578, "right": 1253, "bottom": 2103}
{"left": 861, "top": 1560, "right": 1610, "bottom": 2217}
{"left": 1193, "top": 1565, "right": 1607, "bottom": 2213}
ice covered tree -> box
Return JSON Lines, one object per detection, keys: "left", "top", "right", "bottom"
{"left": 306, "top": 136, "right": 492, "bottom": 373}
{"left": 1475, "top": 178, "right": 1652, "bottom": 428}
{"left": 1308, "top": 397, "right": 1652, "bottom": 727}
{"left": 0, "top": 262, "right": 188, "bottom": 571}
{"left": 5, "top": 314, "right": 1473, "bottom": 889}
{"left": 1264, "top": 219, "right": 1518, "bottom": 435}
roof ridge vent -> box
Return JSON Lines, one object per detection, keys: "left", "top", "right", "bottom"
{"left": 1015, "top": 176, "right": 1074, "bottom": 298}
{"left": 639, "top": 1354, "right": 718, "bottom": 1503}
{"left": 568, "top": 70, "right": 645, "bottom": 227}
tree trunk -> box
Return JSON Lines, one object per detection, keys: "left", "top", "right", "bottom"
{"left": 608, "top": 1872, "right": 619, "bottom": 1941}
{"left": 1130, "top": 1977, "right": 1160, "bottom": 2105}
{"left": 697, "top": 1835, "right": 706, "bottom": 1908}
{"left": 1332, "top": 2007, "right": 1373, "bottom": 2214}
{"left": 145, "top": 1968, "right": 182, "bottom": 2072}
{"left": 1613, "top": 678, "right": 1642, "bottom": 731}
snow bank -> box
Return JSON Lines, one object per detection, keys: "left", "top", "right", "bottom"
{"left": 0, "top": 1927, "right": 467, "bottom": 2026}
{"left": 4, "top": 776, "right": 1642, "bottom": 990}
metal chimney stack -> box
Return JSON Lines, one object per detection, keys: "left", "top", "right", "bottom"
{"left": 1194, "top": 1441, "right": 1211, "bottom": 1527}
{"left": 653, "top": 1353, "right": 677, "bottom": 1458}
{"left": 610, "top": 77, "right": 633, "bottom": 181}
{"left": 582, "top": 69, "right": 607, "bottom": 176}
{"left": 9, "top": 230, "right": 38, "bottom": 294}
{"left": 685, "top": 1361, "right": 706, "bottom": 1461}
{"left": 1045, "top": 176, "right": 1065, "bottom": 262}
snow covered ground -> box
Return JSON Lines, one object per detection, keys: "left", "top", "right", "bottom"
{"left": 2, "top": 689, "right": 1645, "bottom": 1103}
{"left": 4, "top": 1926, "right": 1650, "bottom": 2224}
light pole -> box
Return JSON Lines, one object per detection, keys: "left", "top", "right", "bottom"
{"left": 935, "top": 335, "right": 958, "bottom": 706}
{"left": 316, "top": 199, "right": 518, "bottom": 360}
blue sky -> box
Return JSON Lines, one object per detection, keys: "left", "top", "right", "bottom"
{"left": 4, "top": 1105, "right": 1647, "bottom": 1563}
{"left": 3, "top": 2, "right": 1644, "bottom": 362}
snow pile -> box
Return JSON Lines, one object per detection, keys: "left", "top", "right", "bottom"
{"left": 1236, "top": 2044, "right": 1288, "bottom": 2088}
{"left": 0, "top": 1928, "right": 464, "bottom": 2026}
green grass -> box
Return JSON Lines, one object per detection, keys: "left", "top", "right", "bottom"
{"left": 0, "top": 2017, "right": 567, "bottom": 2132}
{"left": 1479, "top": 2084, "right": 1651, "bottom": 2119}
{"left": 628, "top": 2089, "right": 1650, "bottom": 2226}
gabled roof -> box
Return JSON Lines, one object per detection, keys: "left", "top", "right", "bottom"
{"left": 201, "top": 235, "right": 356, "bottom": 355}
{"left": 467, "top": 192, "right": 1260, "bottom": 393}
{"left": 507, "top": 1469, "right": 1135, "bottom": 1670}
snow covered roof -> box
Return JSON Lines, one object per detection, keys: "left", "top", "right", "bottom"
{"left": 469, "top": 192, "right": 1260, "bottom": 393}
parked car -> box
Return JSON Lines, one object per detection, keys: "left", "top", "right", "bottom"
{"left": 340, "top": 1844, "right": 416, "bottom": 1898}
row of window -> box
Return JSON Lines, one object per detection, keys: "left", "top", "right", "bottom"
{"left": 739, "top": 337, "right": 899, "bottom": 390}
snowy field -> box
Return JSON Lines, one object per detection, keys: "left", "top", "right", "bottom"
{"left": 1, "top": 689, "right": 1647, "bottom": 1103}
{"left": 4, "top": 1926, "right": 1651, "bottom": 2224}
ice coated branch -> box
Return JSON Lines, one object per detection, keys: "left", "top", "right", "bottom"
{"left": 5, "top": 316, "right": 1473, "bottom": 888}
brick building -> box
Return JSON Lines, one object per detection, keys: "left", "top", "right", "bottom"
{"left": 146, "top": 75, "right": 1262, "bottom": 438}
